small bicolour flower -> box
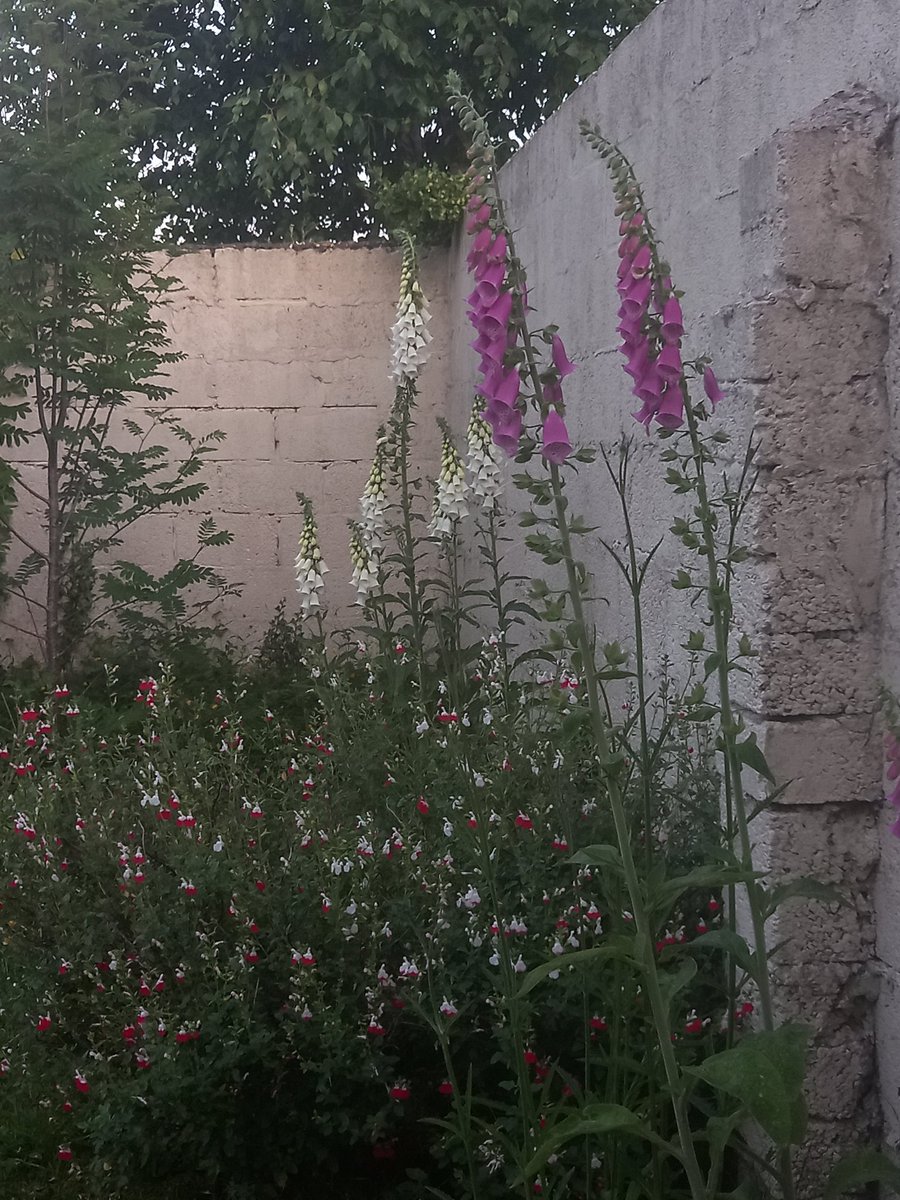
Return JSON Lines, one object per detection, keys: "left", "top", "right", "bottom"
{"left": 294, "top": 493, "right": 328, "bottom": 614}
{"left": 390, "top": 236, "right": 433, "bottom": 385}
{"left": 465, "top": 399, "right": 504, "bottom": 510}
{"left": 429, "top": 420, "right": 468, "bottom": 539}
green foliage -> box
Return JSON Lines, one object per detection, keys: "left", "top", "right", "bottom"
{"left": 133, "top": 0, "right": 659, "bottom": 242}
{"left": 0, "top": 1, "right": 236, "bottom": 670}
{"left": 376, "top": 167, "right": 469, "bottom": 245}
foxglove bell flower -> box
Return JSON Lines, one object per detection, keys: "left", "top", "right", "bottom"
{"left": 391, "top": 239, "right": 433, "bottom": 385}
{"left": 429, "top": 423, "right": 469, "bottom": 539}
{"left": 540, "top": 409, "right": 573, "bottom": 465}
{"left": 294, "top": 494, "right": 328, "bottom": 615}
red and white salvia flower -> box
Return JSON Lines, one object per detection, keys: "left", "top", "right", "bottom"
{"left": 439, "top": 997, "right": 458, "bottom": 1019}
{"left": 57, "top": 1145, "right": 73, "bottom": 1162}
{"left": 389, "top": 1081, "right": 411, "bottom": 1102}
{"left": 35, "top": 1014, "right": 52, "bottom": 1032}
{"left": 73, "top": 1070, "right": 89, "bottom": 1094}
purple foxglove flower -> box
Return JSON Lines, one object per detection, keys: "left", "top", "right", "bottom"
{"left": 489, "top": 367, "right": 521, "bottom": 410}
{"left": 632, "top": 398, "right": 656, "bottom": 430}
{"left": 476, "top": 262, "right": 507, "bottom": 306}
{"left": 482, "top": 331, "right": 510, "bottom": 366}
{"left": 617, "top": 323, "right": 644, "bottom": 355}
{"left": 467, "top": 225, "right": 493, "bottom": 268}
{"left": 465, "top": 203, "right": 491, "bottom": 234}
{"left": 630, "top": 243, "right": 652, "bottom": 278}
{"left": 493, "top": 409, "right": 523, "bottom": 456}
{"left": 634, "top": 365, "right": 663, "bottom": 403}
{"left": 661, "top": 297, "right": 684, "bottom": 343}
{"left": 467, "top": 193, "right": 485, "bottom": 212}
{"left": 470, "top": 332, "right": 493, "bottom": 356}
{"left": 703, "top": 366, "right": 725, "bottom": 408}
{"left": 654, "top": 384, "right": 684, "bottom": 429}
{"left": 618, "top": 233, "right": 641, "bottom": 259}
{"left": 541, "top": 409, "right": 572, "bottom": 465}
{"left": 486, "top": 232, "right": 508, "bottom": 263}
{"left": 543, "top": 379, "right": 563, "bottom": 410}
{"left": 623, "top": 340, "right": 651, "bottom": 382}
{"left": 479, "top": 290, "right": 514, "bottom": 338}
{"left": 656, "top": 344, "right": 683, "bottom": 382}
{"left": 621, "top": 276, "right": 652, "bottom": 319}
{"left": 551, "top": 334, "right": 576, "bottom": 379}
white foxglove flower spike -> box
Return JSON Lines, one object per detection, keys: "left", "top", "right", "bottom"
{"left": 466, "top": 398, "right": 504, "bottom": 510}
{"left": 294, "top": 493, "right": 328, "bottom": 615}
{"left": 429, "top": 420, "right": 468, "bottom": 540}
{"left": 390, "top": 234, "right": 433, "bottom": 386}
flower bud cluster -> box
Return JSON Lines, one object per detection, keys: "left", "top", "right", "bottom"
{"left": 429, "top": 422, "right": 468, "bottom": 539}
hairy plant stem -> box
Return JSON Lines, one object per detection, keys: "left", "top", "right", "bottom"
{"left": 681, "top": 392, "right": 794, "bottom": 1200}
{"left": 547, "top": 462, "right": 707, "bottom": 1200}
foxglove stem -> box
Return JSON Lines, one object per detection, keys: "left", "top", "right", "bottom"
{"left": 547, "top": 461, "right": 708, "bottom": 1200}
{"left": 394, "top": 385, "right": 427, "bottom": 697}
{"left": 680, "top": 387, "right": 795, "bottom": 1200}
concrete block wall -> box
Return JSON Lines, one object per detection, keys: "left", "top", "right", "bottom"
{"left": 0, "top": 244, "right": 447, "bottom": 655}
{"left": 443, "top": 0, "right": 900, "bottom": 1185}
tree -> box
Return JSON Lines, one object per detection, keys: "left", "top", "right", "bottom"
{"left": 136, "top": 0, "right": 658, "bottom": 242}
{"left": 0, "top": 1, "right": 234, "bottom": 673}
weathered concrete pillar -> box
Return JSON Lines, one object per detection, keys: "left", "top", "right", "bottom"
{"left": 737, "top": 89, "right": 893, "bottom": 1189}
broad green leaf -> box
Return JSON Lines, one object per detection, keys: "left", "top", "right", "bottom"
{"left": 824, "top": 1148, "right": 900, "bottom": 1199}
{"left": 688, "top": 929, "right": 757, "bottom": 978}
{"left": 569, "top": 843, "right": 623, "bottom": 873}
{"left": 522, "top": 1104, "right": 678, "bottom": 1178}
{"left": 688, "top": 1024, "right": 811, "bottom": 1146}
{"left": 518, "top": 939, "right": 639, "bottom": 998}
{"left": 764, "top": 877, "right": 847, "bottom": 917}
{"left": 735, "top": 732, "right": 775, "bottom": 784}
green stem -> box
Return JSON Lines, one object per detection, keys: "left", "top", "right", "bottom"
{"left": 681, "top": 392, "right": 794, "bottom": 1200}
{"left": 548, "top": 463, "right": 708, "bottom": 1200}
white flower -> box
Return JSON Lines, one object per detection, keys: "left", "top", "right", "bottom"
{"left": 294, "top": 495, "right": 328, "bottom": 614}
{"left": 349, "top": 522, "right": 379, "bottom": 605}
{"left": 429, "top": 422, "right": 468, "bottom": 539}
{"left": 465, "top": 400, "right": 504, "bottom": 510}
{"left": 390, "top": 240, "right": 433, "bottom": 385}
{"left": 359, "top": 440, "right": 388, "bottom": 553}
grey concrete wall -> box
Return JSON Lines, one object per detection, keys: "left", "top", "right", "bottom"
{"left": 1, "top": 244, "right": 447, "bottom": 652}
{"left": 445, "top": 0, "right": 900, "bottom": 1185}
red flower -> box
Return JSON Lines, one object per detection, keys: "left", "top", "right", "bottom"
{"left": 514, "top": 812, "right": 533, "bottom": 831}
{"left": 438, "top": 1080, "right": 454, "bottom": 1096}
{"left": 389, "top": 1083, "right": 411, "bottom": 1101}
{"left": 57, "top": 1145, "right": 73, "bottom": 1162}
{"left": 35, "top": 1014, "right": 52, "bottom": 1033}
{"left": 255, "top": 880, "right": 266, "bottom": 893}
{"left": 73, "top": 1071, "right": 89, "bottom": 1094}
{"left": 416, "top": 797, "right": 430, "bottom": 815}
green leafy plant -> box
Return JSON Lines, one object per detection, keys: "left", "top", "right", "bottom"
{"left": 0, "top": 1, "right": 237, "bottom": 672}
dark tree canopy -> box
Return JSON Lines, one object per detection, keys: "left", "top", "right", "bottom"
{"left": 136, "top": 0, "right": 657, "bottom": 243}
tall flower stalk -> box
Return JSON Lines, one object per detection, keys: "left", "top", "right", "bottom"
{"left": 449, "top": 76, "right": 712, "bottom": 1200}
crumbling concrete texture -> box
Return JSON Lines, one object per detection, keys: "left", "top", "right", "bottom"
{"left": 0, "top": 244, "right": 447, "bottom": 654}
{"left": 442, "top": 0, "right": 900, "bottom": 1188}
